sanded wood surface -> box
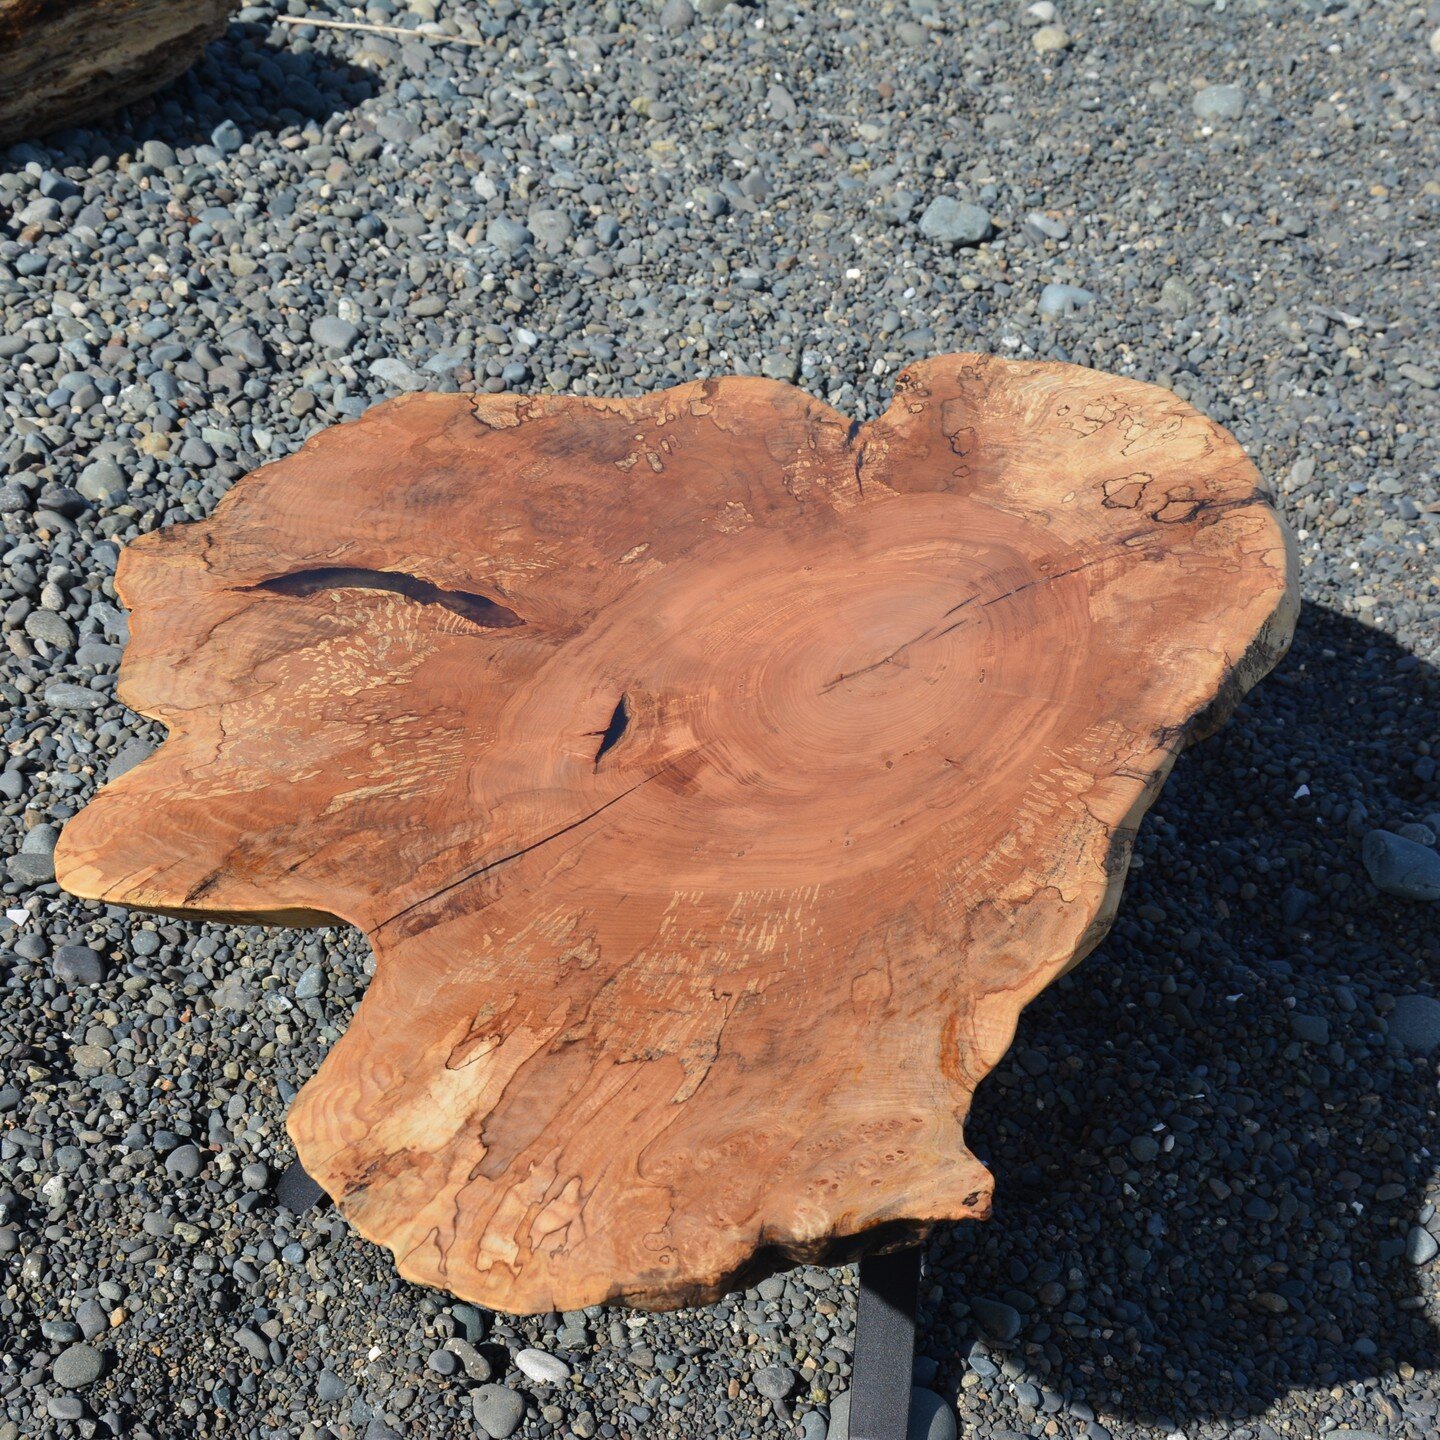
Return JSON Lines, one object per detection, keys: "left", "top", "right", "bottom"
{"left": 56, "top": 355, "right": 1297, "bottom": 1312}
{"left": 0, "top": 0, "right": 237, "bottom": 146}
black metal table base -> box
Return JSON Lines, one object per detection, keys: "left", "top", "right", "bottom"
{"left": 277, "top": 1157, "right": 918, "bottom": 1436}
{"left": 276, "top": 1157, "right": 326, "bottom": 1214}
{"left": 851, "top": 1247, "right": 921, "bottom": 1440}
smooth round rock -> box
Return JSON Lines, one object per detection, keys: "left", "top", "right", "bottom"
{"left": 1362, "top": 830, "right": 1440, "bottom": 901}
{"left": 1193, "top": 84, "right": 1245, "bottom": 122}
{"left": 1038, "top": 283, "right": 1096, "bottom": 318}
{"left": 917, "top": 197, "right": 993, "bottom": 247}
{"left": 514, "top": 1348, "right": 570, "bottom": 1384}
{"left": 52, "top": 1343, "right": 104, "bottom": 1389}
{"left": 1389, "top": 994, "right": 1440, "bottom": 1054}
{"left": 472, "top": 1384, "right": 526, "bottom": 1439}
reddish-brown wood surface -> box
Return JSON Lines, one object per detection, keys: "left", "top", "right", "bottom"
{"left": 56, "top": 355, "right": 1297, "bottom": 1313}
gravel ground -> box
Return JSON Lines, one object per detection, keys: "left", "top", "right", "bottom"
{"left": 2, "top": 1, "right": 1439, "bottom": 1438}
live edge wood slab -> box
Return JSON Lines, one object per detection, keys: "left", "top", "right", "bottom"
{"left": 56, "top": 355, "right": 1298, "bottom": 1314}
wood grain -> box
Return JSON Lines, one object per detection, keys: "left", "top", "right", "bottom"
{"left": 56, "top": 356, "right": 1298, "bottom": 1313}
{"left": 0, "top": 0, "right": 237, "bottom": 146}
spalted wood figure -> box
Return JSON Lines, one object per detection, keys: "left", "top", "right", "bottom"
{"left": 56, "top": 356, "right": 1297, "bottom": 1313}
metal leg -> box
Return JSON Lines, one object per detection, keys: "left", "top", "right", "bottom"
{"left": 850, "top": 1247, "right": 921, "bottom": 1440}
{"left": 276, "top": 1157, "right": 326, "bottom": 1214}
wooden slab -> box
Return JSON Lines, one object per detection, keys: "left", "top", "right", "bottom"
{"left": 56, "top": 356, "right": 1297, "bottom": 1312}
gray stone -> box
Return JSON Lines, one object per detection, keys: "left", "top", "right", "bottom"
{"left": 370, "top": 358, "right": 422, "bottom": 390}
{"left": 26, "top": 611, "right": 76, "bottom": 649}
{"left": 754, "top": 1364, "right": 795, "bottom": 1400}
{"left": 1193, "top": 84, "right": 1245, "bottom": 122}
{"left": 317, "top": 1369, "right": 348, "bottom": 1402}
{"left": 241, "top": 1161, "right": 271, "bottom": 1190}
{"left": 1129, "top": 1134, "right": 1160, "bottom": 1162}
{"left": 486, "top": 216, "right": 533, "bottom": 254}
{"left": 78, "top": 458, "right": 128, "bottom": 504}
{"left": 472, "top": 1384, "right": 526, "bottom": 1438}
{"left": 660, "top": 0, "right": 694, "bottom": 33}
{"left": 7, "top": 852, "right": 56, "bottom": 885}
{"left": 310, "top": 316, "right": 361, "bottom": 353}
{"left": 295, "top": 964, "right": 325, "bottom": 999}
{"left": 1363, "top": 830, "right": 1440, "bottom": 900}
{"left": 971, "top": 1296, "right": 1022, "bottom": 1341}
{"left": 1407, "top": 1225, "right": 1439, "bottom": 1265}
{"left": 1390, "top": 995, "right": 1440, "bottom": 1055}
{"left": 918, "top": 197, "right": 993, "bottom": 247}
{"left": 75, "top": 1299, "right": 108, "bottom": 1340}
{"left": 52, "top": 1343, "right": 104, "bottom": 1388}
{"left": 211, "top": 119, "right": 244, "bottom": 154}
{"left": 44, "top": 682, "right": 105, "bottom": 711}
{"left": 1290, "top": 1012, "right": 1330, "bottom": 1045}
{"left": 165, "top": 1143, "right": 204, "bottom": 1180}
{"left": 760, "top": 352, "right": 799, "bottom": 382}
{"left": 234, "top": 1326, "right": 270, "bottom": 1361}
{"left": 1038, "top": 283, "right": 1096, "bottom": 317}
{"left": 529, "top": 209, "right": 574, "bottom": 250}
{"left": 1159, "top": 276, "right": 1196, "bottom": 314}
{"left": 54, "top": 945, "right": 105, "bottom": 986}
{"left": 141, "top": 139, "right": 178, "bottom": 170}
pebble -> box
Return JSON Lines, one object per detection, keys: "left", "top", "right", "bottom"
{"left": 164, "top": 1143, "right": 204, "bottom": 1180}
{"left": 514, "top": 1347, "right": 571, "bottom": 1384}
{"left": 971, "top": 1297, "right": 1022, "bottom": 1342}
{"left": 1192, "top": 84, "right": 1245, "bottom": 122}
{"left": 472, "top": 1384, "right": 527, "bottom": 1439}
{"left": 1159, "top": 276, "right": 1195, "bottom": 314}
{"left": 1024, "top": 212, "right": 1069, "bottom": 241}
{"left": 1129, "top": 1134, "right": 1161, "bottom": 1162}
{"left": 1407, "top": 1226, "right": 1439, "bottom": 1265}
{"left": 917, "top": 198, "right": 993, "bottom": 247}
{"left": 241, "top": 1161, "right": 271, "bottom": 1190}
{"left": 660, "top": 0, "right": 695, "bottom": 33}
{"left": 74, "top": 1298, "right": 108, "bottom": 1341}
{"left": 754, "top": 1363, "right": 796, "bottom": 1400}
{"left": 52, "top": 1342, "right": 104, "bottom": 1388}
{"left": 1362, "top": 829, "right": 1440, "bottom": 900}
{"left": 1032, "top": 25, "right": 1072, "bottom": 53}
{"left": 77, "top": 458, "right": 127, "bottom": 505}
{"left": 53, "top": 944, "right": 105, "bottom": 986}
{"left": 1290, "top": 1012, "right": 1330, "bottom": 1045}
{"left": 486, "top": 216, "right": 533, "bottom": 254}
{"left": 1389, "top": 995, "right": 1440, "bottom": 1055}
{"left": 1038, "top": 283, "right": 1096, "bottom": 317}
{"left": 310, "top": 316, "right": 361, "bottom": 354}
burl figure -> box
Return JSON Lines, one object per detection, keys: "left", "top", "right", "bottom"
{"left": 57, "top": 356, "right": 1296, "bottom": 1313}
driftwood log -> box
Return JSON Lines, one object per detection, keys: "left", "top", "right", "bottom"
{"left": 0, "top": 0, "right": 237, "bottom": 146}
{"left": 56, "top": 356, "right": 1297, "bottom": 1313}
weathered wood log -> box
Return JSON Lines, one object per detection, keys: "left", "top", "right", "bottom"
{"left": 0, "top": 0, "right": 237, "bottom": 146}
{"left": 56, "top": 356, "right": 1297, "bottom": 1313}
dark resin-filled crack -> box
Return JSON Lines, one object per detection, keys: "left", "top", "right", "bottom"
{"left": 250, "top": 567, "right": 523, "bottom": 629}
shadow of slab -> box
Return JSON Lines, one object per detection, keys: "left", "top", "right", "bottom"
{"left": 926, "top": 601, "right": 1440, "bottom": 1429}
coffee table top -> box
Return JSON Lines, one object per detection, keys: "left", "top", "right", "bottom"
{"left": 57, "top": 354, "right": 1296, "bottom": 1312}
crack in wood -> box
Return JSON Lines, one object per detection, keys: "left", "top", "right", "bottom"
{"left": 376, "top": 767, "right": 669, "bottom": 932}
{"left": 247, "top": 566, "right": 524, "bottom": 630}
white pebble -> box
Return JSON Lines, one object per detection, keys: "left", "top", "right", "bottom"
{"left": 514, "top": 1348, "right": 571, "bottom": 1384}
